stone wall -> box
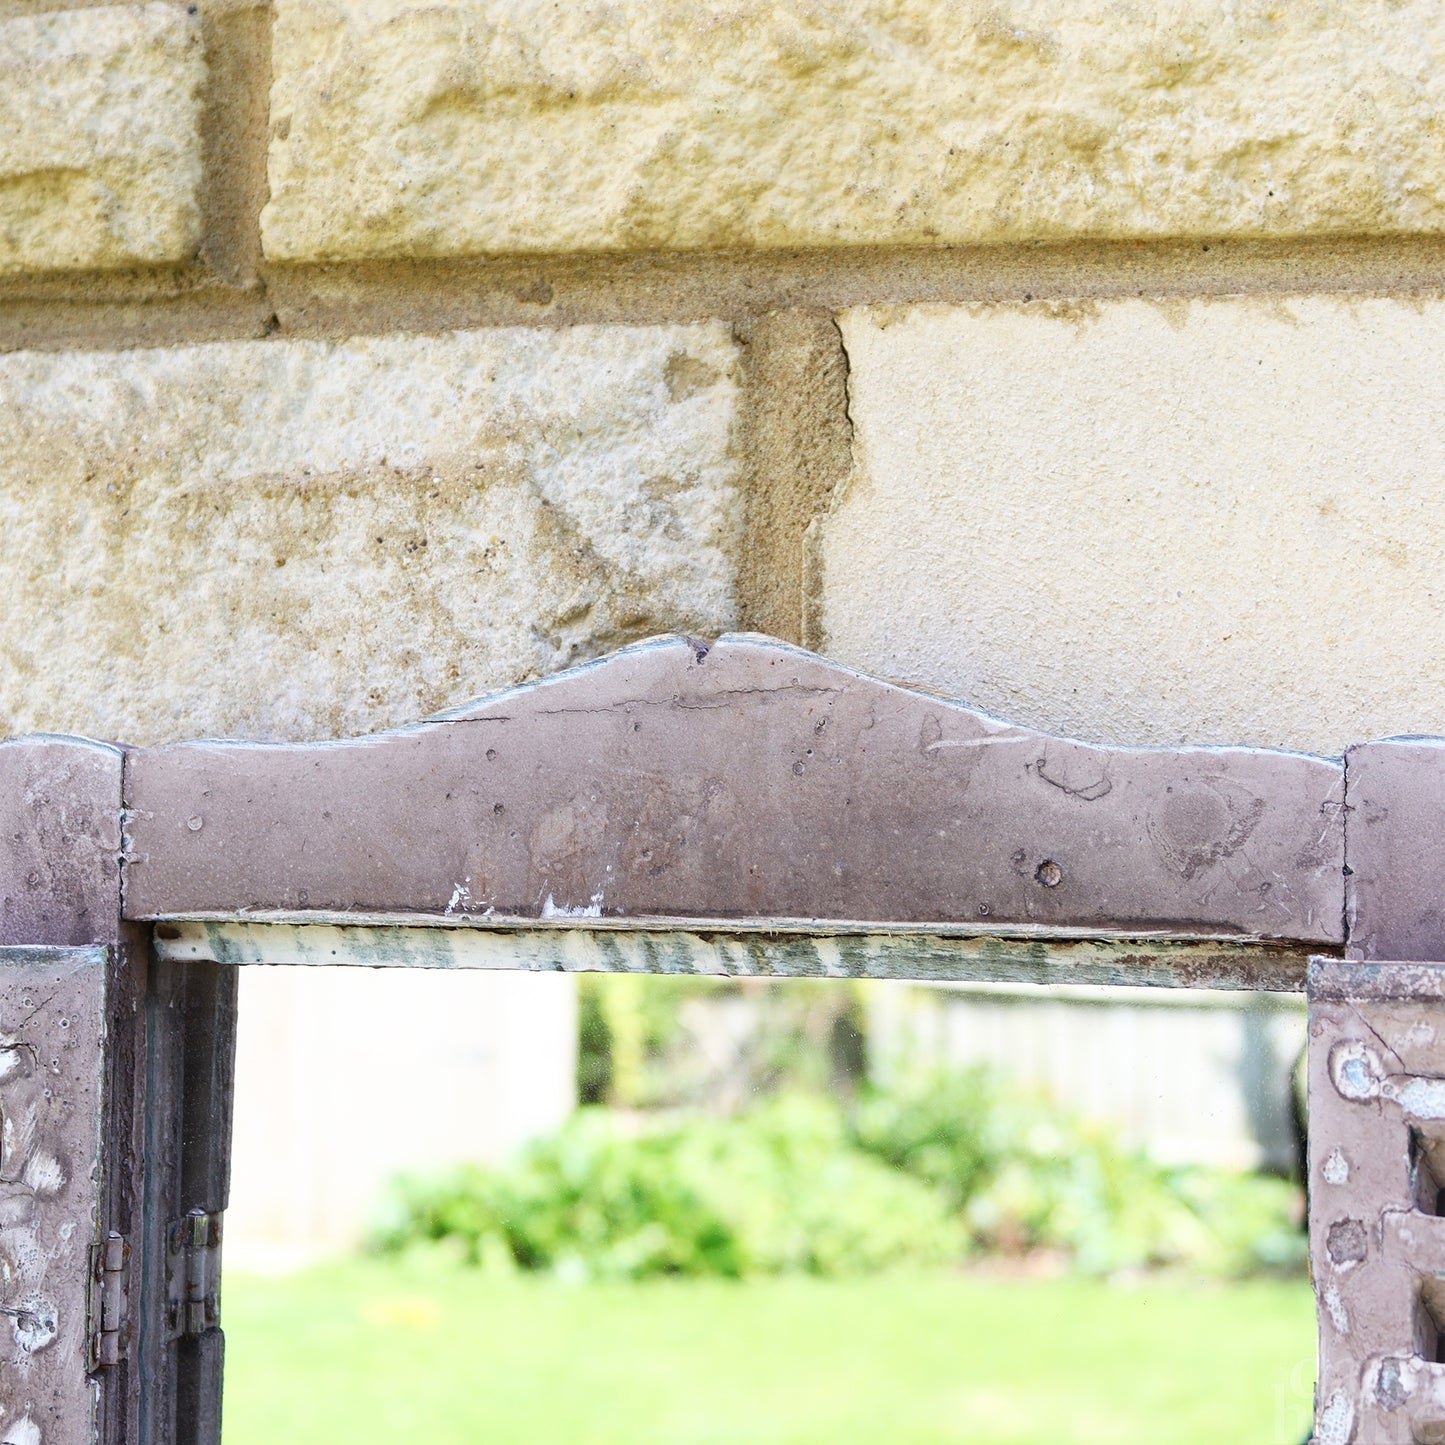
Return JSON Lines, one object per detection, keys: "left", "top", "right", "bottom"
{"left": 11, "top": 0, "right": 1442, "bottom": 1280}
{"left": 7, "top": 0, "right": 1445, "bottom": 753}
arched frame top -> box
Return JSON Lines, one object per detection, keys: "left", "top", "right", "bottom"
{"left": 103, "top": 634, "right": 1355, "bottom": 990}
{"left": 22, "top": 632, "right": 1445, "bottom": 987}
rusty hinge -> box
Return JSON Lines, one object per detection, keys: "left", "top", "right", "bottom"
{"left": 166, "top": 1209, "right": 222, "bottom": 1339}
{"left": 88, "top": 1232, "right": 131, "bottom": 1370}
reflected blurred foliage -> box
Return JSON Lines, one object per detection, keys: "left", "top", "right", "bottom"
{"left": 577, "top": 974, "right": 867, "bottom": 1111}
{"left": 377, "top": 1067, "right": 1305, "bottom": 1283}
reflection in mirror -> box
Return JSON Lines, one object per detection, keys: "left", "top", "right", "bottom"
{"left": 221, "top": 968, "right": 1314, "bottom": 1445}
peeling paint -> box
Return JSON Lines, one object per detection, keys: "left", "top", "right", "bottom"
{"left": 540, "top": 892, "right": 605, "bottom": 920}
{"left": 1385, "top": 1076, "right": 1445, "bottom": 1119}
{"left": 1317, "top": 1390, "right": 1354, "bottom": 1445}
{"left": 11, "top": 1296, "right": 56, "bottom": 1354}
{"left": 443, "top": 880, "right": 497, "bottom": 920}
{"left": 1330, "top": 1040, "right": 1383, "bottom": 1101}
{"left": 153, "top": 916, "right": 1310, "bottom": 991}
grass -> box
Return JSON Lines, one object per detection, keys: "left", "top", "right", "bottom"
{"left": 221, "top": 1254, "right": 1315, "bottom": 1445}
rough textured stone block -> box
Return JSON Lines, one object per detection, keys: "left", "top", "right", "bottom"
{"left": 819, "top": 297, "right": 1445, "bottom": 756}
{"left": 0, "top": 324, "right": 741, "bottom": 744}
{"left": 0, "top": 4, "right": 205, "bottom": 277}
{"left": 264, "top": 0, "right": 1445, "bottom": 261}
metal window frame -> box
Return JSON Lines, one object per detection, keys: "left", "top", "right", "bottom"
{"left": 8, "top": 633, "right": 1444, "bottom": 1445}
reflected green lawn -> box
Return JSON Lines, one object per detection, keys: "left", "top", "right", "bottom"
{"left": 222, "top": 1256, "right": 1314, "bottom": 1445}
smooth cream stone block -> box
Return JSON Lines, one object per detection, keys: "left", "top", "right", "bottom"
{"left": 0, "top": 4, "right": 205, "bottom": 276}
{"left": 0, "top": 324, "right": 741, "bottom": 743}
{"left": 266, "top": 0, "right": 1445, "bottom": 261}
{"left": 821, "top": 297, "right": 1445, "bottom": 755}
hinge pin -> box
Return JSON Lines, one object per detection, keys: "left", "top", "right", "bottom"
{"left": 90, "top": 1232, "right": 131, "bottom": 1370}
{"left": 166, "top": 1209, "right": 223, "bottom": 1338}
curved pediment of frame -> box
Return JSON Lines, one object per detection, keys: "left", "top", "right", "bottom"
{"left": 120, "top": 634, "right": 1345, "bottom": 945}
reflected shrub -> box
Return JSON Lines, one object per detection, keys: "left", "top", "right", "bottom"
{"left": 377, "top": 1095, "right": 961, "bottom": 1281}
{"left": 375, "top": 1070, "right": 1305, "bottom": 1281}
{"left": 854, "top": 1068, "right": 1305, "bottom": 1277}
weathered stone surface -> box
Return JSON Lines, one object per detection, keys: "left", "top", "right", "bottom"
{"left": 818, "top": 296, "right": 1445, "bottom": 756}
{"left": 0, "top": 324, "right": 741, "bottom": 744}
{"left": 0, "top": 4, "right": 205, "bottom": 277}
{"left": 264, "top": 0, "right": 1445, "bottom": 261}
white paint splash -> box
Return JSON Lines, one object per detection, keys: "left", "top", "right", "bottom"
{"left": 1385, "top": 1076, "right": 1445, "bottom": 1119}
{"left": 924, "top": 731, "right": 1029, "bottom": 753}
{"left": 541, "top": 891, "right": 605, "bottom": 919}
{"left": 1322, "top": 1148, "right": 1350, "bottom": 1185}
{"left": 443, "top": 879, "right": 494, "bottom": 918}
{"left": 21, "top": 1153, "right": 64, "bottom": 1198}
{"left": 445, "top": 879, "right": 472, "bottom": 915}
{"left": 2, "top": 1416, "right": 41, "bottom": 1445}
{"left": 1316, "top": 1391, "right": 1353, "bottom": 1445}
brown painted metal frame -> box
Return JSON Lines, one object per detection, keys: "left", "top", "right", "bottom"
{"left": 0, "top": 737, "right": 234, "bottom": 1445}
{"left": 10, "top": 633, "right": 1445, "bottom": 1445}
{"left": 122, "top": 635, "right": 1346, "bottom": 950}
{"left": 1307, "top": 960, "right": 1445, "bottom": 1444}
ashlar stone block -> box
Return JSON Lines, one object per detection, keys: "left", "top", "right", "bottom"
{"left": 265, "top": 0, "right": 1445, "bottom": 260}
{"left": 0, "top": 4, "right": 205, "bottom": 277}
{"left": 0, "top": 323, "right": 742, "bottom": 743}
{"left": 819, "top": 296, "right": 1445, "bottom": 756}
